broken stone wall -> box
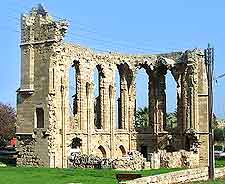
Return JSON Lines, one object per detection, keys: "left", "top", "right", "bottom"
{"left": 16, "top": 5, "right": 209, "bottom": 168}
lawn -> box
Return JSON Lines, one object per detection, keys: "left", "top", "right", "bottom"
{"left": 0, "top": 167, "right": 181, "bottom": 184}
{"left": 0, "top": 158, "right": 224, "bottom": 184}
{"left": 215, "top": 158, "right": 225, "bottom": 168}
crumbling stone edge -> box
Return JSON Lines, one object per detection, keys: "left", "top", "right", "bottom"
{"left": 121, "top": 167, "right": 225, "bottom": 184}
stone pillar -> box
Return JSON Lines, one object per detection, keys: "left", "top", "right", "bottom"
{"left": 149, "top": 70, "right": 157, "bottom": 132}
{"left": 128, "top": 76, "right": 136, "bottom": 151}
{"left": 171, "top": 65, "right": 185, "bottom": 133}
{"left": 150, "top": 68, "right": 166, "bottom": 133}
{"left": 102, "top": 79, "right": 111, "bottom": 130}
{"left": 157, "top": 70, "right": 166, "bottom": 132}
{"left": 195, "top": 50, "right": 209, "bottom": 167}
{"left": 76, "top": 64, "right": 88, "bottom": 131}
{"left": 109, "top": 85, "right": 115, "bottom": 157}
{"left": 120, "top": 73, "right": 129, "bottom": 129}
{"left": 86, "top": 82, "right": 94, "bottom": 154}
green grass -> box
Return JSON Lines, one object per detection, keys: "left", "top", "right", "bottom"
{"left": 215, "top": 158, "right": 225, "bottom": 168}
{"left": 0, "top": 159, "right": 224, "bottom": 184}
{"left": 0, "top": 167, "right": 181, "bottom": 184}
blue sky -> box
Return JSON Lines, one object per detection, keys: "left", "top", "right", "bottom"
{"left": 1, "top": 0, "right": 225, "bottom": 117}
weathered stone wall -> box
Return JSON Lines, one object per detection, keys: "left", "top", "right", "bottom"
{"left": 122, "top": 167, "right": 225, "bottom": 184}
{"left": 16, "top": 5, "right": 209, "bottom": 168}
{"left": 159, "top": 150, "right": 199, "bottom": 168}
{"left": 16, "top": 134, "right": 46, "bottom": 166}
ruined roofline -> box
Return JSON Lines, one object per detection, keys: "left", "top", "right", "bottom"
{"left": 63, "top": 42, "right": 204, "bottom": 67}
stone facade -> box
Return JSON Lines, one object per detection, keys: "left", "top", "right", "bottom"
{"left": 16, "top": 5, "right": 209, "bottom": 168}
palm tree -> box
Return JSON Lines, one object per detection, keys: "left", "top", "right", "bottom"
{"left": 135, "top": 107, "right": 149, "bottom": 128}
{"left": 135, "top": 107, "right": 177, "bottom": 130}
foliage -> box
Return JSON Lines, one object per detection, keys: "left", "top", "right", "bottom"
{"left": 166, "top": 112, "right": 177, "bottom": 130}
{"left": 135, "top": 106, "right": 177, "bottom": 129}
{"left": 0, "top": 103, "right": 16, "bottom": 147}
{"left": 0, "top": 167, "right": 182, "bottom": 184}
{"left": 214, "top": 128, "right": 225, "bottom": 143}
{"left": 135, "top": 107, "right": 149, "bottom": 128}
{"left": 214, "top": 145, "right": 224, "bottom": 151}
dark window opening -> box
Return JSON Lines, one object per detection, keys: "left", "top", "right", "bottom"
{"left": 98, "top": 145, "right": 107, "bottom": 158}
{"left": 94, "top": 67, "right": 101, "bottom": 129}
{"left": 36, "top": 107, "right": 44, "bottom": 128}
{"left": 140, "top": 145, "right": 148, "bottom": 158}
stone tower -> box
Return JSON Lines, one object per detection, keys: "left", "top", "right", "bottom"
{"left": 16, "top": 5, "right": 69, "bottom": 167}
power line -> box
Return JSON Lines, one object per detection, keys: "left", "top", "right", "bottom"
{"left": 4, "top": 3, "right": 185, "bottom": 53}
{"left": 2, "top": 3, "right": 208, "bottom": 55}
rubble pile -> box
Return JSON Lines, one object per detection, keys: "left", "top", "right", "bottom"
{"left": 69, "top": 151, "right": 148, "bottom": 170}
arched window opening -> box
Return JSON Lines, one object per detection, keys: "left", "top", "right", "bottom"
{"left": 135, "top": 68, "right": 149, "bottom": 128}
{"left": 94, "top": 67, "right": 101, "bottom": 129}
{"left": 70, "top": 137, "right": 82, "bottom": 149}
{"left": 98, "top": 145, "right": 106, "bottom": 158}
{"left": 36, "top": 107, "right": 44, "bottom": 128}
{"left": 119, "top": 145, "right": 126, "bottom": 157}
{"left": 69, "top": 65, "right": 77, "bottom": 116}
{"left": 115, "top": 68, "right": 122, "bottom": 129}
{"left": 165, "top": 70, "right": 177, "bottom": 131}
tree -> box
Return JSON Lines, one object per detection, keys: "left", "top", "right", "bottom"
{"left": 166, "top": 112, "right": 177, "bottom": 130}
{"left": 135, "top": 107, "right": 149, "bottom": 128}
{"left": 214, "top": 128, "right": 225, "bottom": 143}
{"left": 0, "top": 103, "right": 16, "bottom": 147}
{"left": 135, "top": 106, "right": 177, "bottom": 129}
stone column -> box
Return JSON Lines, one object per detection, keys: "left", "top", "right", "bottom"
{"left": 120, "top": 73, "right": 129, "bottom": 129}
{"left": 171, "top": 65, "right": 185, "bottom": 133}
{"left": 150, "top": 68, "right": 166, "bottom": 133}
{"left": 195, "top": 50, "right": 208, "bottom": 167}
{"left": 75, "top": 63, "right": 88, "bottom": 131}
{"left": 109, "top": 85, "right": 115, "bottom": 157}
{"left": 157, "top": 70, "right": 166, "bottom": 132}
{"left": 148, "top": 70, "right": 157, "bottom": 133}
{"left": 102, "top": 79, "right": 111, "bottom": 130}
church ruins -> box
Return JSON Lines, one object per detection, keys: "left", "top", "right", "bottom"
{"left": 16, "top": 5, "right": 210, "bottom": 168}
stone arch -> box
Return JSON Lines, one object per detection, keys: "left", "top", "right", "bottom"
{"left": 117, "top": 63, "right": 133, "bottom": 91}
{"left": 116, "top": 63, "right": 134, "bottom": 129}
{"left": 135, "top": 64, "right": 151, "bottom": 128}
{"left": 98, "top": 145, "right": 107, "bottom": 158}
{"left": 119, "top": 145, "right": 126, "bottom": 156}
{"left": 165, "top": 68, "right": 178, "bottom": 131}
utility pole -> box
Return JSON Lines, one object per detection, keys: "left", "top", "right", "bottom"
{"left": 205, "top": 43, "right": 215, "bottom": 180}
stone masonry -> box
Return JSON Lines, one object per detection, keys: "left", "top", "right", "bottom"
{"left": 16, "top": 5, "right": 209, "bottom": 168}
